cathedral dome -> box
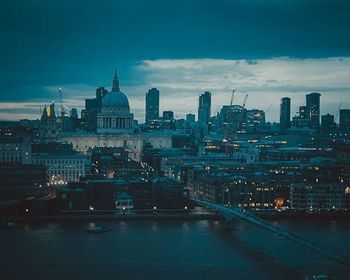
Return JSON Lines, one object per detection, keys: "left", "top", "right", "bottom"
{"left": 102, "top": 90, "right": 130, "bottom": 108}
{"left": 97, "top": 70, "right": 134, "bottom": 134}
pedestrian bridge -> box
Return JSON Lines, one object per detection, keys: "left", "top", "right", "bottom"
{"left": 191, "top": 196, "right": 350, "bottom": 267}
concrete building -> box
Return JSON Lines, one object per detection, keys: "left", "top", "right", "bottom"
{"left": 290, "top": 183, "right": 347, "bottom": 211}
{"left": 31, "top": 143, "right": 86, "bottom": 185}
{"left": 0, "top": 136, "right": 31, "bottom": 164}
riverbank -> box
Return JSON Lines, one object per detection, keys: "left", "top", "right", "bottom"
{"left": 10, "top": 212, "right": 222, "bottom": 224}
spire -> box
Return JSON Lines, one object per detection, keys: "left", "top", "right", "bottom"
{"left": 42, "top": 105, "right": 48, "bottom": 117}
{"left": 112, "top": 68, "right": 120, "bottom": 91}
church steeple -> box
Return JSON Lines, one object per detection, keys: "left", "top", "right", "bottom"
{"left": 112, "top": 68, "right": 120, "bottom": 92}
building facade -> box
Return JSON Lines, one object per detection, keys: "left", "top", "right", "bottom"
{"left": 280, "top": 97, "right": 291, "bottom": 130}
{"left": 306, "top": 92, "right": 321, "bottom": 128}
{"left": 198, "top": 91, "right": 211, "bottom": 125}
{"left": 145, "top": 88, "right": 160, "bottom": 124}
{"left": 97, "top": 71, "right": 134, "bottom": 134}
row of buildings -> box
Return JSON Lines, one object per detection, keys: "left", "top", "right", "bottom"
{"left": 1, "top": 70, "right": 350, "bottom": 216}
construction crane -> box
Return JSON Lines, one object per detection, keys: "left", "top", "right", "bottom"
{"left": 236, "top": 94, "right": 248, "bottom": 131}
{"left": 265, "top": 103, "right": 273, "bottom": 114}
{"left": 230, "top": 90, "right": 235, "bottom": 106}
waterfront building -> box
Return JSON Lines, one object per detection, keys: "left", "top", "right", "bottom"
{"left": 290, "top": 183, "right": 347, "bottom": 211}
{"left": 0, "top": 164, "right": 50, "bottom": 201}
{"left": 145, "top": 88, "right": 160, "bottom": 124}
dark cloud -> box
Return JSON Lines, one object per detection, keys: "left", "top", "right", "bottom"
{"left": 0, "top": 0, "right": 349, "bottom": 118}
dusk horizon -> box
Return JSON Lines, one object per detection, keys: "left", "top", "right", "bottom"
{"left": 1, "top": 1, "right": 350, "bottom": 280}
{"left": 1, "top": 0, "right": 350, "bottom": 122}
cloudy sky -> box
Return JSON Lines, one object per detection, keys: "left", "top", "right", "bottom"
{"left": 1, "top": 0, "right": 349, "bottom": 122}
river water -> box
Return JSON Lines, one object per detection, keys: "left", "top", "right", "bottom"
{"left": 0, "top": 218, "right": 349, "bottom": 280}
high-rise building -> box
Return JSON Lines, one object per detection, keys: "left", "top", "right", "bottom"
{"left": 186, "top": 113, "right": 195, "bottom": 122}
{"left": 145, "top": 88, "right": 160, "bottom": 123}
{"left": 81, "top": 98, "right": 99, "bottom": 131}
{"left": 246, "top": 109, "right": 266, "bottom": 132}
{"left": 96, "top": 87, "right": 108, "bottom": 112}
{"left": 198, "top": 91, "right": 211, "bottom": 125}
{"left": 163, "top": 111, "right": 174, "bottom": 120}
{"left": 299, "top": 106, "right": 307, "bottom": 119}
{"left": 306, "top": 92, "right": 321, "bottom": 128}
{"left": 321, "top": 114, "right": 335, "bottom": 132}
{"left": 185, "top": 113, "right": 195, "bottom": 130}
{"left": 280, "top": 97, "right": 291, "bottom": 129}
{"left": 340, "top": 109, "right": 350, "bottom": 129}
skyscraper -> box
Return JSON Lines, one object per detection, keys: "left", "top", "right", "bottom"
{"left": 340, "top": 109, "right": 350, "bottom": 129}
{"left": 299, "top": 106, "right": 307, "bottom": 119}
{"left": 145, "top": 88, "right": 160, "bottom": 123}
{"left": 198, "top": 91, "right": 211, "bottom": 125}
{"left": 321, "top": 114, "right": 335, "bottom": 132}
{"left": 306, "top": 92, "right": 321, "bottom": 128}
{"left": 163, "top": 111, "right": 174, "bottom": 120}
{"left": 280, "top": 97, "right": 291, "bottom": 130}
{"left": 96, "top": 87, "right": 108, "bottom": 112}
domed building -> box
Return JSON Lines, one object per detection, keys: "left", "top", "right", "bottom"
{"left": 97, "top": 71, "right": 134, "bottom": 134}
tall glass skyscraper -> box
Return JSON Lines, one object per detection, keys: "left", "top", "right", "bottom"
{"left": 198, "top": 91, "right": 211, "bottom": 125}
{"left": 306, "top": 92, "right": 321, "bottom": 128}
{"left": 280, "top": 97, "right": 291, "bottom": 129}
{"left": 145, "top": 88, "right": 160, "bottom": 123}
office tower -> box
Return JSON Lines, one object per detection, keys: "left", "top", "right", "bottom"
{"left": 70, "top": 108, "right": 78, "bottom": 119}
{"left": 198, "top": 91, "right": 211, "bottom": 125}
{"left": 163, "top": 111, "right": 174, "bottom": 120}
{"left": 96, "top": 87, "right": 108, "bottom": 112}
{"left": 321, "top": 114, "right": 335, "bottom": 132}
{"left": 81, "top": 98, "right": 99, "bottom": 131}
{"left": 185, "top": 113, "right": 195, "bottom": 130}
{"left": 186, "top": 113, "right": 195, "bottom": 123}
{"left": 246, "top": 109, "right": 266, "bottom": 131}
{"left": 280, "top": 97, "right": 291, "bottom": 129}
{"left": 340, "top": 109, "right": 350, "bottom": 129}
{"left": 299, "top": 106, "right": 307, "bottom": 119}
{"left": 306, "top": 92, "right": 321, "bottom": 128}
{"left": 145, "top": 88, "right": 160, "bottom": 123}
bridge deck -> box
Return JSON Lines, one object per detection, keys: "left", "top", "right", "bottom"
{"left": 192, "top": 197, "right": 350, "bottom": 267}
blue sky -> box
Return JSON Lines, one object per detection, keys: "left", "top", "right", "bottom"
{"left": 1, "top": 0, "right": 349, "bottom": 122}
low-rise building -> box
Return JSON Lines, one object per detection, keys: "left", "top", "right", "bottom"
{"left": 31, "top": 143, "right": 86, "bottom": 185}
{"left": 290, "top": 183, "right": 348, "bottom": 211}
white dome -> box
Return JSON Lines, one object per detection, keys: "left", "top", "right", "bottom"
{"left": 102, "top": 90, "right": 130, "bottom": 108}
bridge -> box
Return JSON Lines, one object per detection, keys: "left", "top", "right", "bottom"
{"left": 191, "top": 196, "right": 350, "bottom": 267}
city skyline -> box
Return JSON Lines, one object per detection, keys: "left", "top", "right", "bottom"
{"left": 1, "top": 1, "right": 350, "bottom": 122}
{"left": 0, "top": 57, "right": 349, "bottom": 123}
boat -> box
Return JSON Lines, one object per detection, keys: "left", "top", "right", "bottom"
{"left": 85, "top": 226, "right": 112, "bottom": 234}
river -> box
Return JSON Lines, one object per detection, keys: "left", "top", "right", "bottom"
{"left": 0, "top": 218, "right": 349, "bottom": 279}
